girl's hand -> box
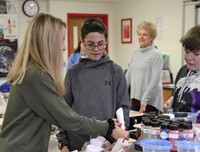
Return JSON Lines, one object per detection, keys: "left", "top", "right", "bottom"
{"left": 60, "top": 146, "right": 70, "bottom": 152}
{"left": 111, "top": 126, "right": 129, "bottom": 141}
{"left": 112, "top": 118, "right": 122, "bottom": 127}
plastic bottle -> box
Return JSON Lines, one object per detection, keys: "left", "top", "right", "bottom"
{"left": 142, "top": 120, "right": 151, "bottom": 139}
{"left": 183, "top": 123, "right": 194, "bottom": 141}
{"left": 178, "top": 122, "right": 184, "bottom": 140}
{"left": 140, "top": 117, "right": 150, "bottom": 139}
{"left": 160, "top": 123, "right": 169, "bottom": 140}
{"left": 169, "top": 124, "right": 179, "bottom": 152}
{"left": 150, "top": 121, "right": 160, "bottom": 139}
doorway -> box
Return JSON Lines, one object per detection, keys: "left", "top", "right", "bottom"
{"left": 67, "top": 13, "right": 108, "bottom": 58}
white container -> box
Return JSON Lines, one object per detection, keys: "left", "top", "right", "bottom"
{"left": 140, "top": 139, "right": 172, "bottom": 152}
{"left": 175, "top": 141, "right": 200, "bottom": 152}
{"left": 173, "top": 112, "right": 198, "bottom": 123}
{"left": 186, "top": 112, "right": 198, "bottom": 123}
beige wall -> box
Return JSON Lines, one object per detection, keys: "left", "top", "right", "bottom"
{"left": 112, "top": 0, "right": 184, "bottom": 79}
{"left": 1, "top": 0, "right": 195, "bottom": 84}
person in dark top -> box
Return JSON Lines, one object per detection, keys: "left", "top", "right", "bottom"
{"left": 57, "top": 18, "right": 130, "bottom": 151}
{"left": 164, "top": 25, "right": 200, "bottom": 122}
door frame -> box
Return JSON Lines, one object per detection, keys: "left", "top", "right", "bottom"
{"left": 67, "top": 13, "right": 108, "bottom": 58}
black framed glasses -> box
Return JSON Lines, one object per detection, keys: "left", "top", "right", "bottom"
{"left": 84, "top": 42, "right": 107, "bottom": 50}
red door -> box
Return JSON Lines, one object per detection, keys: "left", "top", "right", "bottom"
{"left": 67, "top": 13, "right": 108, "bottom": 58}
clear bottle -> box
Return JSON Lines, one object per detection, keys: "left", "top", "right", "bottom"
{"left": 142, "top": 120, "right": 151, "bottom": 139}
{"left": 150, "top": 121, "right": 160, "bottom": 139}
{"left": 169, "top": 124, "right": 179, "bottom": 152}
{"left": 178, "top": 122, "right": 184, "bottom": 140}
{"left": 140, "top": 117, "right": 149, "bottom": 139}
{"left": 160, "top": 123, "right": 169, "bottom": 140}
{"left": 183, "top": 123, "right": 194, "bottom": 141}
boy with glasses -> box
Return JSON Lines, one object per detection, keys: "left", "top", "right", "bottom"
{"left": 57, "top": 18, "right": 130, "bottom": 151}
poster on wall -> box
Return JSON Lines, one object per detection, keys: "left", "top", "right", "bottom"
{"left": 0, "top": 0, "right": 18, "bottom": 15}
{"left": 0, "top": 0, "right": 18, "bottom": 77}
{"left": 0, "top": 15, "right": 18, "bottom": 39}
{"left": 0, "top": 39, "right": 17, "bottom": 77}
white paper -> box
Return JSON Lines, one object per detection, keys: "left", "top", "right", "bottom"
{"left": 0, "top": 94, "right": 6, "bottom": 115}
{"left": 96, "top": 136, "right": 106, "bottom": 143}
{"left": 111, "top": 138, "right": 132, "bottom": 152}
{"left": 116, "top": 107, "right": 125, "bottom": 130}
{"left": 86, "top": 136, "right": 105, "bottom": 151}
{"left": 86, "top": 144, "right": 104, "bottom": 152}
{"left": 90, "top": 138, "right": 102, "bottom": 147}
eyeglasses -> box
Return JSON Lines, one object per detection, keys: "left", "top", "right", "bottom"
{"left": 137, "top": 33, "right": 150, "bottom": 37}
{"left": 84, "top": 42, "right": 107, "bottom": 50}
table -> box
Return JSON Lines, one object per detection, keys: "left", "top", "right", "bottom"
{"left": 133, "top": 123, "right": 142, "bottom": 129}
{"left": 129, "top": 110, "right": 143, "bottom": 118}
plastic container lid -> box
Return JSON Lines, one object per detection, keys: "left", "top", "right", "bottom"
{"left": 169, "top": 124, "right": 178, "bottom": 130}
{"left": 158, "top": 115, "right": 170, "bottom": 120}
{"left": 151, "top": 122, "right": 160, "bottom": 127}
{"left": 163, "top": 113, "right": 175, "bottom": 119}
{"left": 183, "top": 122, "right": 192, "bottom": 129}
{"left": 175, "top": 141, "right": 200, "bottom": 149}
{"left": 140, "top": 139, "right": 172, "bottom": 150}
{"left": 161, "top": 123, "right": 169, "bottom": 129}
{"left": 174, "top": 112, "right": 188, "bottom": 117}
{"left": 143, "top": 120, "right": 151, "bottom": 126}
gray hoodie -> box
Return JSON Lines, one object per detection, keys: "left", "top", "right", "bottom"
{"left": 58, "top": 53, "right": 130, "bottom": 150}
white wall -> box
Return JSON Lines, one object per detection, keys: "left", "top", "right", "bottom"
{"left": 112, "top": 0, "right": 184, "bottom": 81}
{"left": 48, "top": 0, "right": 115, "bottom": 63}
{"left": 8, "top": 0, "right": 197, "bottom": 84}
{"left": 48, "top": 0, "right": 196, "bottom": 80}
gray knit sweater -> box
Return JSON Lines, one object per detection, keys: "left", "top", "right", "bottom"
{"left": 126, "top": 45, "right": 164, "bottom": 112}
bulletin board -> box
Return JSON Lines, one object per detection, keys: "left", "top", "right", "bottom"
{"left": 0, "top": 0, "right": 18, "bottom": 77}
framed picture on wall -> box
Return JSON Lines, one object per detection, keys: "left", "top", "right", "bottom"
{"left": 121, "top": 18, "right": 132, "bottom": 44}
{"left": 0, "top": 39, "right": 17, "bottom": 77}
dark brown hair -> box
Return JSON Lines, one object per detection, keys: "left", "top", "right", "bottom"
{"left": 180, "top": 26, "right": 200, "bottom": 53}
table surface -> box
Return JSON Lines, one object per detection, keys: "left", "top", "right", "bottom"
{"left": 129, "top": 110, "right": 143, "bottom": 117}
{"left": 133, "top": 123, "right": 142, "bottom": 129}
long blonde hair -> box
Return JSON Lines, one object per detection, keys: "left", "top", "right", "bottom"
{"left": 7, "top": 13, "right": 66, "bottom": 95}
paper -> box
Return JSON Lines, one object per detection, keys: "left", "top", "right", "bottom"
{"left": 111, "top": 138, "right": 132, "bottom": 152}
{"left": 0, "top": 94, "right": 6, "bottom": 114}
{"left": 96, "top": 136, "right": 106, "bottom": 143}
{"left": 116, "top": 107, "right": 125, "bottom": 130}
{"left": 90, "top": 138, "right": 102, "bottom": 147}
{"left": 86, "top": 144, "right": 104, "bottom": 152}
{"left": 86, "top": 136, "right": 105, "bottom": 152}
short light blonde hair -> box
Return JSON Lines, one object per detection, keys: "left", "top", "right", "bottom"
{"left": 137, "top": 21, "right": 157, "bottom": 40}
{"left": 7, "top": 13, "right": 66, "bottom": 94}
